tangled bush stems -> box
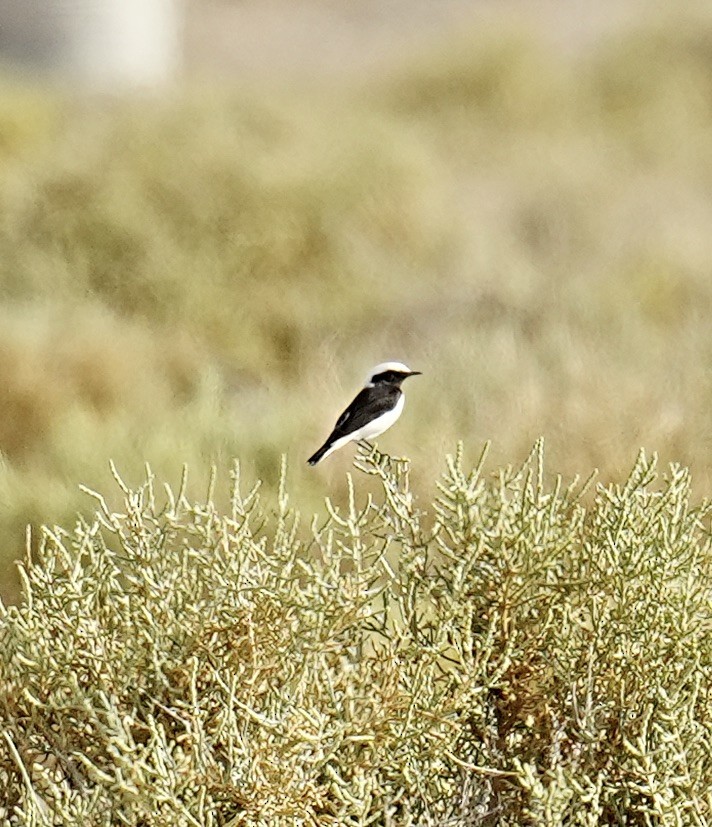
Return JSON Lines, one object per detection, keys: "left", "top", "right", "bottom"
{"left": 0, "top": 441, "right": 710, "bottom": 825}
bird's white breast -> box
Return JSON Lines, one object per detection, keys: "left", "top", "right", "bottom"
{"left": 316, "top": 393, "right": 406, "bottom": 463}
{"left": 355, "top": 392, "right": 405, "bottom": 441}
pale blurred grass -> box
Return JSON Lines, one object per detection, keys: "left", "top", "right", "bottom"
{"left": 1, "top": 8, "right": 712, "bottom": 599}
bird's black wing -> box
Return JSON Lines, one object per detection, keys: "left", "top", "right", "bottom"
{"left": 326, "top": 385, "right": 401, "bottom": 443}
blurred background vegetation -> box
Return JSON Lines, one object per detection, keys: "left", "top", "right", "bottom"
{"left": 1, "top": 0, "right": 712, "bottom": 601}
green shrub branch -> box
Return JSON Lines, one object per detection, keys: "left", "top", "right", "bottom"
{"left": 0, "top": 442, "right": 710, "bottom": 825}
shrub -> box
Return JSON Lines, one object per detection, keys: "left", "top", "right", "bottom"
{"left": 0, "top": 443, "right": 710, "bottom": 825}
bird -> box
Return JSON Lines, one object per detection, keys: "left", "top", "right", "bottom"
{"left": 307, "top": 361, "right": 421, "bottom": 465}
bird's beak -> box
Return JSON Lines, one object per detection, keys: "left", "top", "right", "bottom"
{"left": 407, "top": 370, "right": 422, "bottom": 377}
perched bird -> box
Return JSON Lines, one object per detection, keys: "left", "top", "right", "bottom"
{"left": 307, "top": 361, "right": 421, "bottom": 465}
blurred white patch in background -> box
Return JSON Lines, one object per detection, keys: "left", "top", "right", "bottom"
{"left": 0, "top": 0, "right": 182, "bottom": 88}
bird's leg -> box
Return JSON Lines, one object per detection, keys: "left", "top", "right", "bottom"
{"left": 354, "top": 441, "right": 410, "bottom": 476}
{"left": 389, "top": 453, "right": 410, "bottom": 464}
{"left": 357, "top": 439, "right": 381, "bottom": 463}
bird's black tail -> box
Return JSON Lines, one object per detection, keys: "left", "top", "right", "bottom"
{"left": 307, "top": 442, "right": 331, "bottom": 466}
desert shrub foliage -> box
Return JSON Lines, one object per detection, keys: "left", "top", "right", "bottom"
{"left": 0, "top": 443, "right": 710, "bottom": 825}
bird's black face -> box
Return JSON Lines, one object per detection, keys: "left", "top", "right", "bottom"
{"left": 371, "top": 369, "right": 422, "bottom": 386}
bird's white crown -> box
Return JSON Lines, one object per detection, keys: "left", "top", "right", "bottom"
{"left": 366, "top": 361, "right": 413, "bottom": 383}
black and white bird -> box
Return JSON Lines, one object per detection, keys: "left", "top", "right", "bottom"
{"left": 307, "top": 361, "right": 421, "bottom": 466}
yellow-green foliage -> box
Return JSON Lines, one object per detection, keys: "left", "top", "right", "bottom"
{"left": 1, "top": 444, "right": 710, "bottom": 825}
{"left": 3, "top": 9, "right": 712, "bottom": 602}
